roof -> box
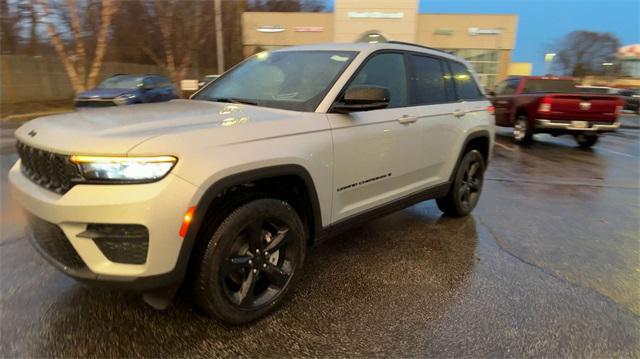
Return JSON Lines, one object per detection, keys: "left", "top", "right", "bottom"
{"left": 272, "top": 42, "right": 464, "bottom": 63}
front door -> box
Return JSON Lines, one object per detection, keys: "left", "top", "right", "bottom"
{"left": 329, "top": 52, "right": 424, "bottom": 222}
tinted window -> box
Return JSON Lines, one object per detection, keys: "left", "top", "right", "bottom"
{"left": 195, "top": 51, "right": 356, "bottom": 112}
{"left": 496, "top": 78, "right": 519, "bottom": 95}
{"left": 449, "top": 61, "right": 484, "bottom": 101}
{"left": 142, "top": 77, "right": 156, "bottom": 89}
{"left": 98, "top": 75, "right": 143, "bottom": 89}
{"left": 155, "top": 76, "right": 172, "bottom": 88}
{"left": 349, "top": 53, "right": 408, "bottom": 108}
{"left": 409, "top": 55, "right": 447, "bottom": 105}
{"left": 522, "top": 79, "right": 576, "bottom": 93}
{"left": 443, "top": 63, "right": 457, "bottom": 101}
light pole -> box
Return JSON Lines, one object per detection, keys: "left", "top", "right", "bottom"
{"left": 544, "top": 53, "right": 556, "bottom": 75}
{"left": 214, "top": 0, "right": 224, "bottom": 75}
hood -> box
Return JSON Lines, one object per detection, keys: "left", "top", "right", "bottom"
{"left": 77, "top": 88, "right": 135, "bottom": 99}
{"left": 15, "top": 100, "right": 304, "bottom": 155}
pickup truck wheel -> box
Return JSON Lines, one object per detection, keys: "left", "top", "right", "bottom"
{"left": 437, "top": 150, "right": 485, "bottom": 217}
{"left": 575, "top": 134, "right": 599, "bottom": 148}
{"left": 193, "top": 198, "right": 305, "bottom": 324}
{"left": 513, "top": 116, "right": 533, "bottom": 144}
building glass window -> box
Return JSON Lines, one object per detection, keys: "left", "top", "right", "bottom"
{"left": 443, "top": 49, "right": 500, "bottom": 88}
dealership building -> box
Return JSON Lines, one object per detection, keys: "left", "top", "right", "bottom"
{"left": 242, "top": 0, "right": 518, "bottom": 88}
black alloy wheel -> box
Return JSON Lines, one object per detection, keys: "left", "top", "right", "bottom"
{"left": 437, "top": 150, "right": 485, "bottom": 217}
{"left": 193, "top": 199, "right": 305, "bottom": 324}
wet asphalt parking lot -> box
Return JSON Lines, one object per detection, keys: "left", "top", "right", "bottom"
{"left": 1, "top": 115, "right": 639, "bottom": 357}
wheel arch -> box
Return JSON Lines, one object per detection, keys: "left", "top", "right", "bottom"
{"left": 172, "top": 164, "right": 323, "bottom": 287}
{"left": 449, "top": 130, "right": 492, "bottom": 183}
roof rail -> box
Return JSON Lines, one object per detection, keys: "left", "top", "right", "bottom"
{"left": 386, "top": 41, "right": 450, "bottom": 55}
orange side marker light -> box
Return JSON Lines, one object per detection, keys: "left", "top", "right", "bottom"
{"left": 179, "top": 206, "right": 196, "bottom": 238}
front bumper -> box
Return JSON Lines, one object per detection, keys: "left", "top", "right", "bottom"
{"left": 535, "top": 119, "right": 620, "bottom": 133}
{"left": 9, "top": 160, "right": 200, "bottom": 290}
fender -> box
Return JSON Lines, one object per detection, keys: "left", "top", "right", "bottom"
{"left": 448, "top": 129, "right": 492, "bottom": 184}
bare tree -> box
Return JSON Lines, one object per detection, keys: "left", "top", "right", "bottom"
{"left": 247, "top": 0, "right": 325, "bottom": 11}
{"left": 33, "top": 0, "right": 116, "bottom": 93}
{"left": 142, "top": 0, "right": 207, "bottom": 90}
{"left": 553, "top": 31, "right": 620, "bottom": 77}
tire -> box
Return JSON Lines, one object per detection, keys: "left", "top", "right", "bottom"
{"left": 437, "top": 150, "right": 486, "bottom": 217}
{"left": 513, "top": 116, "right": 533, "bottom": 144}
{"left": 193, "top": 198, "right": 306, "bottom": 324}
{"left": 575, "top": 134, "right": 599, "bottom": 148}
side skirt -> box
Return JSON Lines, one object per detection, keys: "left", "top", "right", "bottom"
{"left": 314, "top": 182, "right": 450, "bottom": 244}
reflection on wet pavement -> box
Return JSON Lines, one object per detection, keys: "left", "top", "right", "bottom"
{"left": 0, "top": 126, "right": 638, "bottom": 357}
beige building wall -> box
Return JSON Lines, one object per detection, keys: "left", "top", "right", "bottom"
{"left": 416, "top": 14, "right": 517, "bottom": 50}
{"left": 333, "top": 0, "right": 419, "bottom": 42}
{"left": 508, "top": 62, "right": 533, "bottom": 76}
{"left": 242, "top": 12, "right": 334, "bottom": 56}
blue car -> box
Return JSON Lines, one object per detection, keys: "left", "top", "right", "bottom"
{"left": 74, "top": 74, "right": 177, "bottom": 108}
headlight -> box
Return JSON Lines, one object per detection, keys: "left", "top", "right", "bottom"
{"left": 70, "top": 155, "right": 177, "bottom": 182}
{"left": 114, "top": 94, "right": 136, "bottom": 105}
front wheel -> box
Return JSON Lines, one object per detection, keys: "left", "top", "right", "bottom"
{"left": 193, "top": 198, "right": 306, "bottom": 324}
{"left": 575, "top": 134, "right": 599, "bottom": 148}
{"left": 437, "top": 150, "right": 486, "bottom": 217}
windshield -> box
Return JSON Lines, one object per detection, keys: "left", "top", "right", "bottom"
{"left": 523, "top": 79, "right": 576, "bottom": 93}
{"left": 98, "top": 75, "right": 143, "bottom": 89}
{"left": 193, "top": 50, "right": 357, "bottom": 112}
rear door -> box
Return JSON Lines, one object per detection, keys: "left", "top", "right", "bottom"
{"left": 329, "top": 52, "right": 424, "bottom": 222}
{"left": 403, "top": 53, "right": 463, "bottom": 184}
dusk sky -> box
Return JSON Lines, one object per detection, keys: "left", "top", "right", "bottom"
{"left": 326, "top": 0, "right": 640, "bottom": 75}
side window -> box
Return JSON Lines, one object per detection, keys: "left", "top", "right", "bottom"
{"left": 409, "top": 55, "right": 447, "bottom": 105}
{"left": 496, "top": 78, "right": 519, "bottom": 95}
{"left": 442, "top": 62, "right": 457, "bottom": 101}
{"left": 449, "top": 61, "right": 484, "bottom": 101}
{"left": 349, "top": 53, "right": 408, "bottom": 108}
{"left": 157, "top": 77, "right": 172, "bottom": 88}
{"left": 142, "top": 77, "right": 156, "bottom": 89}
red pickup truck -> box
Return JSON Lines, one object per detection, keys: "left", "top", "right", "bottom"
{"left": 490, "top": 76, "right": 623, "bottom": 147}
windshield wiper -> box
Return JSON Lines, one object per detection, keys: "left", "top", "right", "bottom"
{"left": 209, "top": 97, "right": 257, "bottom": 106}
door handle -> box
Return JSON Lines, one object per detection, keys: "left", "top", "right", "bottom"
{"left": 397, "top": 115, "right": 418, "bottom": 124}
{"left": 452, "top": 109, "right": 467, "bottom": 118}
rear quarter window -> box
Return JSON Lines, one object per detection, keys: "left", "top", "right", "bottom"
{"left": 449, "top": 61, "right": 484, "bottom": 101}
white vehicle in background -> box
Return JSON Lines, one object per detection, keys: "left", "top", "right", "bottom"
{"left": 198, "top": 74, "right": 220, "bottom": 89}
{"left": 10, "top": 42, "right": 494, "bottom": 324}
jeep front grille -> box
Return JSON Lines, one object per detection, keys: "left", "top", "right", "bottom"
{"left": 16, "top": 141, "right": 81, "bottom": 194}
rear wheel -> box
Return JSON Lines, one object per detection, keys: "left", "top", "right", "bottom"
{"left": 193, "top": 198, "right": 306, "bottom": 324}
{"left": 575, "top": 134, "right": 599, "bottom": 148}
{"left": 437, "top": 150, "right": 486, "bottom": 217}
{"left": 513, "top": 116, "right": 533, "bottom": 144}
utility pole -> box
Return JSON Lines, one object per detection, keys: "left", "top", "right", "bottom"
{"left": 214, "top": 0, "right": 224, "bottom": 74}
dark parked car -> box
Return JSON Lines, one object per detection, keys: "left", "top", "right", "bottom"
{"left": 617, "top": 88, "right": 640, "bottom": 114}
{"left": 75, "top": 74, "right": 177, "bottom": 108}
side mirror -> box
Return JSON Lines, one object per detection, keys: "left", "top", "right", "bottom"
{"left": 333, "top": 85, "right": 390, "bottom": 113}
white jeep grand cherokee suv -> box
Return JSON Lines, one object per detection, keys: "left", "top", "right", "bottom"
{"left": 10, "top": 42, "right": 494, "bottom": 324}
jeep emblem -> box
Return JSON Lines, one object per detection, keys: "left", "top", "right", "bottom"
{"left": 27, "top": 130, "right": 37, "bottom": 137}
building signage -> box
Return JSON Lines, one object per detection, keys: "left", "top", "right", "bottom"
{"left": 256, "top": 25, "right": 285, "bottom": 33}
{"left": 294, "top": 26, "right": 324, "bottom": 32}
{"left": 434, "top": 28, "right": 454, "bottom": 36}
{"left": 468, "top": 27, "right": 502, "bottom": 36}
{"left": 347, "top": 11, "right": 404, "bottom": 19}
